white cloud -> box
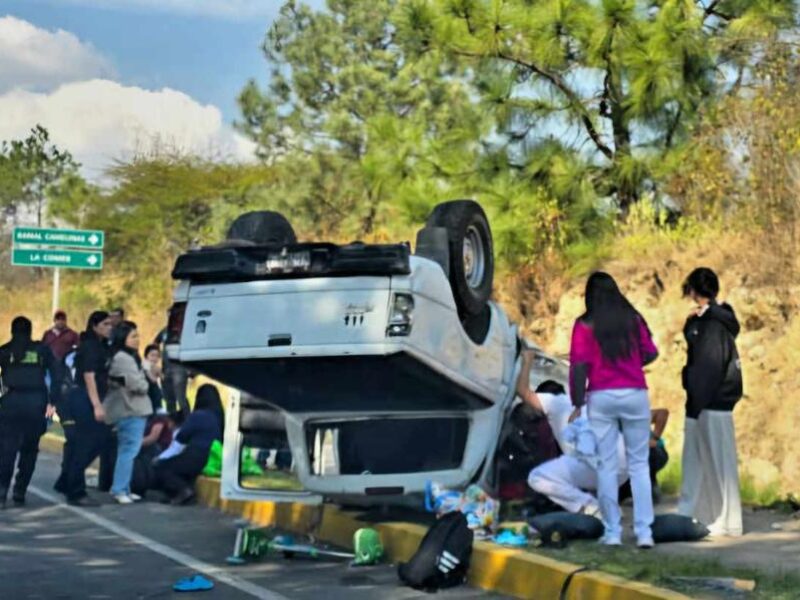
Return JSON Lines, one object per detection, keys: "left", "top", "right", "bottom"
{"left": 0, "top": 79, "right": 255, "bottom": 179}
{"left": 52, "top": 0, "right": 319, "bottom": 20}
{"left": 0, "top": 16, "right": 113, "bottom": 93}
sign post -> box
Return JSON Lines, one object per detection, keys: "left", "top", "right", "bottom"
{"left": 53, "top": 267, "right": 60, "bottom": 317}
{"left": 11, "top": 226, "right": 105, "bottom": 315}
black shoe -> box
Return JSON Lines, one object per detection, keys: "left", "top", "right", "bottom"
{"left": 12, "top": 495, "right": 25, "bottom": 507}
{"left": 67, "top": 496, "right": 102, "bottom": 507}
{"left": 170, "top": 487, "right": 196, "bottom": 506}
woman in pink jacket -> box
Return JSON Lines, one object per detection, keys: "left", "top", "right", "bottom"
{"left": 569, "top": 272, "right": 659, "bottom": 548}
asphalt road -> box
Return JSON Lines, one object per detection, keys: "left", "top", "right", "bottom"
{"left": 0, "top": 452, "right": 505, "bottom": 600}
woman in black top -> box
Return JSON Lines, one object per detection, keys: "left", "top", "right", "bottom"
{"left": 154, "top": 384, "right": 223, "bottom": 505}
{"left": 56, "top": 311, "right": 113, "bottom": 506}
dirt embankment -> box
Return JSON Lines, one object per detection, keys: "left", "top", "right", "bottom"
{"left": 509, "top": 233, "right": 800, "bottom": 498}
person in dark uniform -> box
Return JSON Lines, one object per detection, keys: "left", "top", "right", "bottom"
{"left": 56, "top": 311, "right": 113, "bottom": 506}
{"left": 0, "top": 316, "right": 62, "bottom": 507}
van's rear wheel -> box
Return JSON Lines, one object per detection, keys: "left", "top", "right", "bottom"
{"left": 426, "top": 200, "right": 494, "bottom": 317}
{"left": 226, "top": 211, "right": 297, "bottom": 246}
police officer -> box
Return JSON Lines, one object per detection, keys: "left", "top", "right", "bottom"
{"left": 0, "top": 316, "right": 62, "bottom": 507}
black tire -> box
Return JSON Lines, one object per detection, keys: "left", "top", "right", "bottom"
{"left": 461, "top": 304, "right": 492, "bottom": 345}
{"left": 426, "top": 200, "right": 494, "bottom": 317}
{"left": 226, "top": 211, "right": 297, "bottom": 246}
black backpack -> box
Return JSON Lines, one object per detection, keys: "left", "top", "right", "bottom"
{"left": 398, "top": 512, "right": 473, "bottom": 591}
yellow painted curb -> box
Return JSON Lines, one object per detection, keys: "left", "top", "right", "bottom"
{"left": 40, "top": 433, "right": 688, "bottom": 600}
{"left": 193, "top": 478, "right": 687, "bottom": 600}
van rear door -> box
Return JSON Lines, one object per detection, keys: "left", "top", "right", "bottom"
{"left": 221, "top": 387, "right": 322, "bottom": 504}
{"left": 177, "top": 277, "right": 393, "bottom": 362}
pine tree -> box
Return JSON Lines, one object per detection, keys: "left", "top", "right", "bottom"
{"left": 237, "top": 0, "right": 488, "bottom": 237}
{"left": 400, "top": 0, "right": 795, "bottom": 212}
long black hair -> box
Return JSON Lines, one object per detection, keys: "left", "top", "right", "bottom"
{"left": 581, "top": 272, "right": 640, "bottom": 362}
{"left": 109, "top": 320, "right": 141, "bottom": 367}
{"left": 83, "top": 310, "right": 110, "bottom": 341}
{"left": 194, "top": 384, "right": 224, "bottom": 440}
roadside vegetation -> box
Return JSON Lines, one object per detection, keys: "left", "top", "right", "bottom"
{"left": 2, "top": 0, "right": 800, "bottom": 500}
{"left": 538, "top": 542, "right": 800, "bottom": 599}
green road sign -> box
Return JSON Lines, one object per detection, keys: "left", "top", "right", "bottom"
{"left": 12, "top": 248, "right": 103, "bottom": 270}
{"left": 13, "top": 226, "right": 105, "bottom": 249}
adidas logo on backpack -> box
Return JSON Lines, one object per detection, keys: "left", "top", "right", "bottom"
{"left": 398, "top": 512, "right": 474, "bottom": 591}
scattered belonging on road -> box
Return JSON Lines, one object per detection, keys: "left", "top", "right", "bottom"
{"left": 173, "top": 574, "right": 215, "bottom": 593}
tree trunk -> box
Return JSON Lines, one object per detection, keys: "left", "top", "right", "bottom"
{"left": 608, "top": 66, "right": 636, "bottom": 216}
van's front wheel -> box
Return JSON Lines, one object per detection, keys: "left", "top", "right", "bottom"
{"left": 226, "top": 211, "right": 297, "bottom": 246}
{"left": 426, "top": 200, "right": 494, "bottom": 317}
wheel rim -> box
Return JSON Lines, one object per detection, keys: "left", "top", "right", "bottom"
{"left": 463, "top": 225, "right": 485, "bottom": 289}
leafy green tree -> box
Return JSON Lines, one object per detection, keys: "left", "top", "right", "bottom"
{"left": 50, "top": 152, "right": 279, "bottom": 307}
{"left": 400, "top": 0, "right": 795, "bottom": 212}
{"left": 0, "top": 125, "right": 80, "bottom": 226}
{"left": 238, "top": 0, "right": 489, "bottom": 239}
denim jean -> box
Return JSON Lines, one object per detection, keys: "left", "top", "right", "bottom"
{"left": 111, "top": 416, "right": 147, "bottom": 496}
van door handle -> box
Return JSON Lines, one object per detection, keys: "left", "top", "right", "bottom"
{"left": 268, "top": 334, "right": 292, "bottom": 347}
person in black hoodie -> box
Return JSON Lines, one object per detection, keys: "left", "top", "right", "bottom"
{"left": 0, "top": 316, "right": 63, "bottom": 507}
{"left": 677, "top": 268, "right": 743, "bottom": 537}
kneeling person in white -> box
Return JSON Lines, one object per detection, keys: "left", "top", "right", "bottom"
{"left": 516, "top": 350, "right": 626, "bottom": 516}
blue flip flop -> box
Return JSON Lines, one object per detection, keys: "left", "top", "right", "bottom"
{"left": 173, "top": 574, "right": 215, "bottom": 592}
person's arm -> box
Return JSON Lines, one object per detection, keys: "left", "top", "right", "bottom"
{"left": 650, "top": 408, "right": 669, "bottom": 446}
{"left": 110, "top": 353, "right": 150, "bottom": 395}
{"left": 175, "top": 414, "right": 198, "bottom": 444}
{"left": 141, "top": 421, "right": 165, "bottom": 447}
{"left": 569, "top": 321, "right": 591, "bottom": 412}
{"left": 42, "top": 346, "right": 64, "bottom": 411}
{"left": 638, "top": 317, "right": 659, "bottom": 366}
{"left": 83, "top": 372, "right": 105, "bottom": 422}
{"left": 516, "top": 350, "right": 544, "bottom": 413}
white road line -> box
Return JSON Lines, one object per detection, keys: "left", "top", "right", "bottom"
{"left": 27, "top": 485, "right": 289, "bottom": 600}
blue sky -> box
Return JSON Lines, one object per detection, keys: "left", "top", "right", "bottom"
{"left": 0, "top": 0, "right": 326, "bottom": 177}
{"left": 1, "top": 0, "right": 295, "bottom": 122}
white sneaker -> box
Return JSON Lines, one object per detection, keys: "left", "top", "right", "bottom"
{"left": 636, "top": 535, "right": 655, "bottom": 549}
{"left": 599, "top": 534, "right": 622, "bottom": 546}
{"left": 129, "top": 493, "right": 142, "bottom": 502}
{"left": 581, "top": 502, "right": 601, "bottom": 518}
{"left": 112, "top": 494, "right": 134, "bottom": 505}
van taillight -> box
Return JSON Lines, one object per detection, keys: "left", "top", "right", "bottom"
{"left": 167, "top": 302, "right": 187, "bottom": 344}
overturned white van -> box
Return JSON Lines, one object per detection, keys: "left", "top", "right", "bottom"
{"left": 166, "top": 200, "right": 568, "bottom": 505}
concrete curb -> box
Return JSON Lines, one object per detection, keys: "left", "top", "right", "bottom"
{"left": 40, "top": 433, "right": 688, "bottom": 600}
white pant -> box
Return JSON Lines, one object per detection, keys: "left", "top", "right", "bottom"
{"left": 589, "top": 388, "right": 653, "bottom": 540}
{"left": 678, "top": 412, "right": 743, "bottom": 537}
{"left": 528, "top": 455, "right": 599, "bottom": 513}
{"left": 528, "top": 449, "right": 630, "bottom": 513}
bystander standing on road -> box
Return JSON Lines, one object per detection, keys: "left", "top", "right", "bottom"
{"left": 155, "top": 326, "right": 190, "bottom": 414}
{"left": 55, "top": 311, "right": 113, "bottom": 506}
{"left": 678, "top": 268, "right": 743, "bottom": 537}
{"left": 99, "top": 306, "right": 125, "bottom": 493}
{"left": 154, "top": 384, "right": 223, "bottom": 505}
{"left": 568, "top": 272, "right": 659, "bottom": 548}
{"left": 42, "top": 310, "right": 80, "bottom": 361}
{"left": 142, "top": 343, "right": 164, "bottom": 413}
{"left": 108, "top": 308, "right": 125, "bottom": 331}
{"left": 104, "top": 321, "right": 153, "bottom": 504}
{"left": 0, "top": 316, "right": 63, "bottom": 508}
